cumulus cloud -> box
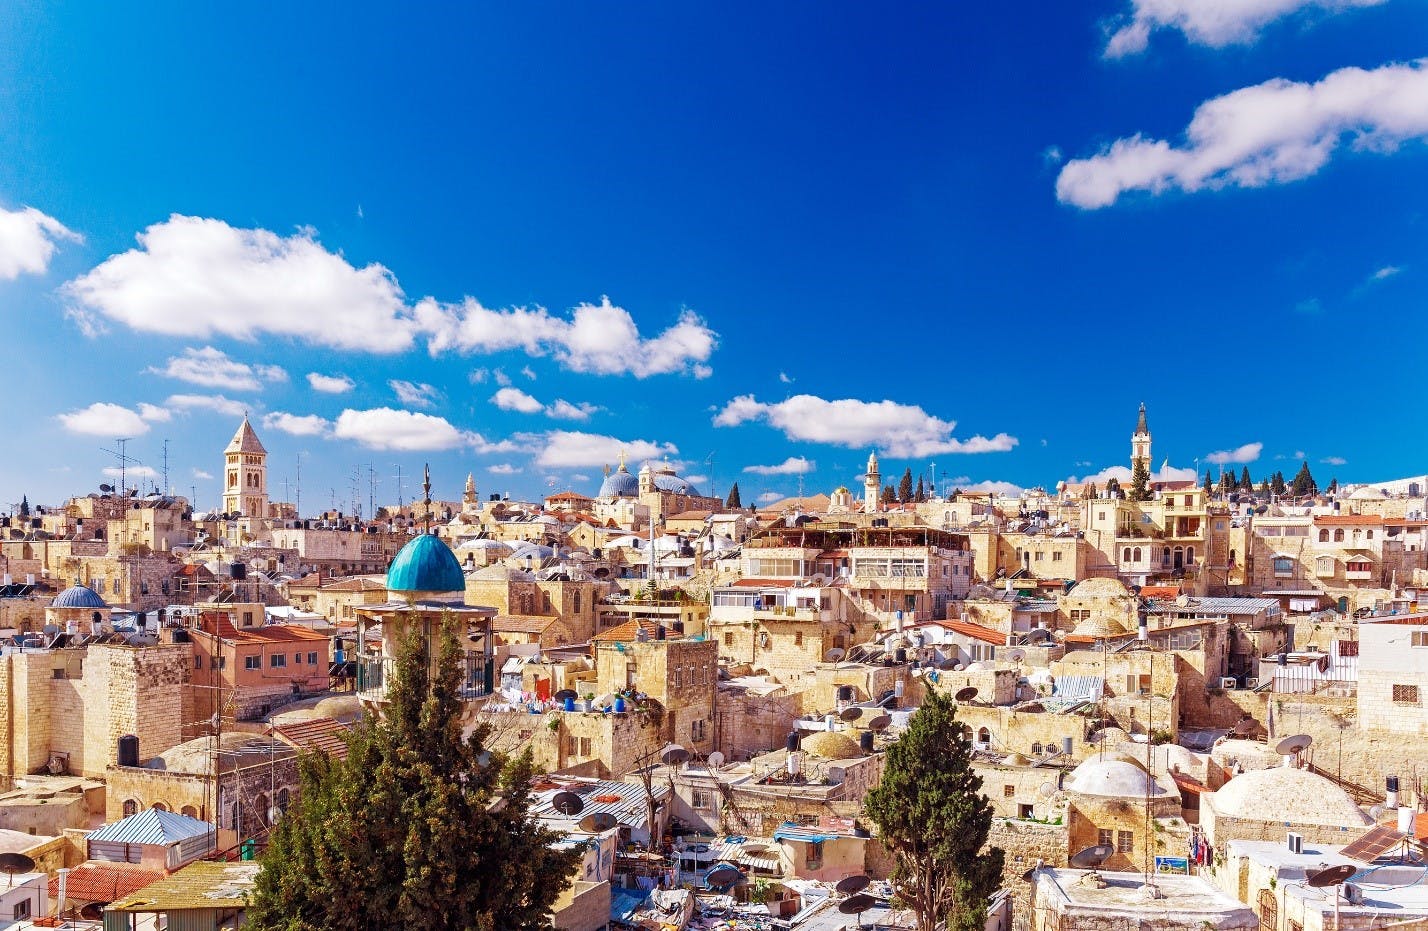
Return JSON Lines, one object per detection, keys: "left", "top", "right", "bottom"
{"left": 535, "top": 431, "right": 678, "bottom": 469}
{"left": 64, "top": 215, "right": 416, "bottom": 352}
{"left": 307, "top": 372, "right": 355, "bottom": 394}
{"left": 756, "top": 492, "right": 783, "bottom": 503}
{"left": 956, "top": 480, "right": 1026, "bottom": 496}
{"left": 138, "top": 403, "right": 172, "bottom": 423}
{"left": 744, "top": 456, "right": 816, "bottom": 476}
{"left": 714, "top": 394, "right": 1017, "bottom": 458}
{"left": 1370, "top": 265, "right": 1402, "bottom": 281}
{"left": 104, "top": 465, "right": 159, "bottom": 480}
{"left": 521, "top": 365, "right": 537, "bottom": 380}
{"left": 491, "top": 387, "right": 544, "bottom": 414}
{"left": 545, "top": 399, "right": 600, "bottom": 421}
{"left": 165, "top": 394, "right": 249, "bottom": 418}
{"left": 389, "top": 380, "right": 442, "bottom": 408}
{"left": 0, "top": 205, "right": 81, "bottom": 280}
{"left": 1206, "top": 442, "right": 1264, "bottom": 464}
{"left": 58, "top": 402, "right": 151, "bottom": 436}
{"left": 1321, "top": 455, "right": 1348, "bottom": 465}
{"left": 1104, "top": 0, "right": 1386, "bottom": 57}
{"left": 1057, "top": 59, "right": 1428, "bottom": 209}
{"left": 147, "top": 346, "right": 286, "bottom": 392}
{"left": 1072, "top": 463, "right": 1199, "bottom": 485}
{"left": 262, "top": 411, "right": 331, "bottom": 437}
{"left": 192, "top": 468, "right": 213, "bottom": 480}
{"left": 416, "top": 296, "right": 717, "bottom": 378}
{"left": 332, "top": 408, "right": 477, "bottom": 451}
{"left": 487, "top": 463, "right": 521, "bottom": 475}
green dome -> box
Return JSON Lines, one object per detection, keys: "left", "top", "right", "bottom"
{"left": 386, "top": 533, "right": 465, "bottom": 594}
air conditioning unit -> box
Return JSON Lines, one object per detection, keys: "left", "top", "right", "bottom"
{"left": 1220, "top": 677, "right": 1238, "bottom": 690}
{"left": 1287, "top": 832, "right": 1303, "bottom": 854}
{"left": 1245, "top": 678, "right": 1261, "bottom": 689}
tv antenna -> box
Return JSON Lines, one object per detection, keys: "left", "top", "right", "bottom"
{"left": 394, "top": 464, "right": 406, "bottom": 509}
{"left": 101, "top": 438, "right": 141, "bottom": 494}
{"left": 161, "top": 439, "right": 170, "bottom": 495}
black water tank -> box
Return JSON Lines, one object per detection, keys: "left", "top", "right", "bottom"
{"left": 230, "top": 562, "right": 246, "bottom": 580}
{"left": 785, "top": 731, "right": 800, "bottom": 753}
{"left": 1387, "top": 775, "right": 1401, "bottom": 793}
{"left": 672, "top": 621, "right": 685, "bottom": 635}
{"left": 895, "top": 648, "right": 908, "bottom": 664}
{"left": 837, "top": 685, "right": 855, "bottom": 703}
{"left": 859, "top": 730, "right": 874, "bottom": 753}
{"left": 655, "top": 625, "right": 666, "bottom": 641}
{"left": 118, "top": 735, "right": 139, "bottom": 768}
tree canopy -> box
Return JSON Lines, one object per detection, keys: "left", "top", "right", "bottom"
{"left": 247, "top": 618, "right": 578, "bottom": 931}
{"left": 898, "top": 468, "right": 914, "bottom": 504}
{"left": 1129, "top": 459, "right": 1151, "bottom": 501}
{"left": 864, "top": 690, "right": 1003, "bottom": 931}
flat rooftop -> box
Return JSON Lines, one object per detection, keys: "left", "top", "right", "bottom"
{"left": 1036, "top": 869, "right": 1255, "bottom": 928}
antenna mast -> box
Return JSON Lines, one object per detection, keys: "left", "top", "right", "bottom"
{"left": 101, "top": 438, "right": 140, "bottom": 494}
{"left": 162, "top": 439, "right": 170, "bottom": 495}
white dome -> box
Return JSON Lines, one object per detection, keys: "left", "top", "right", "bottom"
{"left": 1066, "top": 757, "right": 1166, "bottom": 797}
{"left": 1210, "top": 767, "right": 1371, "bottom": 827}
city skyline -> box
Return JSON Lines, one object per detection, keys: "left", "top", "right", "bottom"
{"left": 2, "top": 4, "right": 1426, "bottom": 507}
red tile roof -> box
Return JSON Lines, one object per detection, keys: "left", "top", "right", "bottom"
{"left": 1140, "top": 585, "right": 1182, "bottom": 601}
{"left": 204, "top": 615, "right": 330, "bottom": 644}
{"left": 1314, "top": 514, "right": 1384, "bottom": 525}
{"left": 939, "top": 619, "right": 1005, "bottom": 645}
{"left": 272, "top": 717, "right": 350, "bottom": 760}
{"left": 52, "top": 864, "right": 163, "bottom": 904}
{"left": 592, "top": 618, "right": 663, "bottom": 642}
{"left": 493, "top": 614, "right": 564, "bottom": 634}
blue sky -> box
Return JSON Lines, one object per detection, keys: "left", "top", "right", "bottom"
{"left": 1, "top": 2, "right": 1426, "bottom": 511}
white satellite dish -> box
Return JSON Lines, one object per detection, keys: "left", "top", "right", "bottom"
{"left": 707, "top": 751, "right": 725, "bottom": 768}
{"left": 1038, "top": 782, "right": 1055, "bottom": 799}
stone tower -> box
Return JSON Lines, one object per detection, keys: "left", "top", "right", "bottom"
{"left": 222, "top": 417, "right": 268, "bottom": 518}
{"left": 864, "top": 450, "right": 880, "bottom": 513}
{"left": 1131, "top": 402, "right": 1152, "bottom": 473}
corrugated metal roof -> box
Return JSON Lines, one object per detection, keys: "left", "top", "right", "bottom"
{"left": 532, "top": 778, "right": 668, "bottom": 829}
{"left": 1149, "top": 597, "right": 1280, "bottom": 615}
{"left": 88, "top": 808, "right": 213, "bottom": 846}
{"left": 1053, "top": 674, "right": 1103, "bottom": 701}
{"left": 108, "top": 861, "right": 260, "bottom": 912}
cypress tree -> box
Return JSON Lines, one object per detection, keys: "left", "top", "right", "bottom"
{"left": 247, "top": 618, "right": 578, "bottom": 931}
{"left": 1202, "top": 471, "right": 1213, "bottom": 496}
{"left": 1258, "top": 479, "right": 1271, "bottom": 496}
{"left": 898, "top": 468, "right": 914, "bottom": 504}
{"left": 1327, "top": 477, "right": 1339, "bottom": 495}
{"left": 1290, "top": 462, "right": 1317, "bottom": 498}
{"left": 1105, "top": 477, "right": 1122, "bottom": 498}
{"left": 1271, "top": 471, "right": 1287, "bottom": 496}
{"left": 914, "top": 476, "right": 926, "bottom": 503}
{"left": 864, "top": 690, "right": 1003, "bottom": 931}
{"left": 725, "top": 482, "right": 742, "bottom": 509}
{"left": 18, "top": 496, "right": 28, "bottom": 519}
{"left": 1239, "top": 467, "right": 1252, "bottom": 491}
{"left": 1129, "top": 459, "right": 1151, "bottom": 501}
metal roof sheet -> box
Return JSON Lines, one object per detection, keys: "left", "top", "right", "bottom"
{"left": 88, "top": 808, "right": 213, "bottom": 846}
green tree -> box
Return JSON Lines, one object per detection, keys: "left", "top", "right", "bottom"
{"left": 1290, "top": 461, "right": 1317, "bottom": 498}
{"left": 1104, "top": 477, "right": 1122, "bottom": 498}
{"left": 1239, "top": 467, "right": 1253, "bottom": 491}
{"left": 882, "top": 484, "right": 897, "bottom": 505}
{"left": 1129, "top": 459, "right": 1151, "bottom": 501}
{"left": 914, "top": 476, "right": 926, "bottom": 503}
{"left": 1327, "top": 477, "right": 1339, "bottom": 495}
{"left": 898, "top": 468, "right": 914, "bottom": 504}
{"left": 248, "top": 619, "right": 578, "bottom": 931}
{"left": 725, "top": 482, "right": 742, "bottom": 509}
{"left": 864, "top": 690, "right": 1003, "bottom": 931}
{"left": 1258, "top": 479, "right": 1271, "bottom": 496}
{"left": 1202, "top": 471, "right": 1213, "bottom": 495}
{"left": 1086, "top": 482, "right": 1099, "bottom": 499}
{"left": 1218, "top": 472, "right": 1235, "bottom": 496}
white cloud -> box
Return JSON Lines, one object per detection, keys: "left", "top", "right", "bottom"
{"left": 1058, "top": 59, "right": 1428, "bottom": 209}
{"left": 487, "top": 463, "right": 521, "bottom": 475}
{"left": 1206, "top": 442, "right": 1263, "bottom": 464}
{"left": 192, "top": 468, "right": 213, "bottom": 480}
{"left": 571, "top": 473, "right": 591, "bottom": 483}
{"left": 779, "top": 371, "right": 794, "bottom": 384}
{"left": 683, "top": 474, "right": 708, "bottom": 486}
{"left": 416, "top": 295, "right": 717, "bottom": 378}
{"left": 138, "top": 403, "right": 172, "bottom": 423}
{"left": 64, "top": 215, "right": 415, "bottom": 352}
{"left": 744, "top": 456, "right": 816, "bottom": 476}
{"left": 535, "top": 431, "right": 678, "bottom": 469}
{"left": 1321, "top": 455, "right": 1348, "bottom": 465}
{"left": 1104, "top": 0, "right": 1386, "bottom": 58}
{"left": 958, "top": 480, "right": 1026, "bottom": 496}
{"left": 521, "top": 365, "right": 537, "bottom": 380}
{"left": 757, "top": 492, "right": 783, "bottom": 503}
{"left": 58, "top": 402, "right": 151, "bottom": 436}
{"left": 1370, "top": 265, "right": 1402, "bottom": 281}
{"left": 307, "top": 372, "right": 355, "bottom": 394}
{"left": 494, "top": 368, "right": 512, "bottom": 387}
{"left": 262, "top": 411, "right": 331, "bottom": 437}
{"left": 332, "top": 408, "right": 479, "bottom": 451}
{"left": 0, "top": 205, "right": 80, "bottom": 280}
{"left": 714, "top": 394, "right": 1018, "bottom": 458}
{"left": 1042, "top": 145, "right": 1065, "bottom": 165}
{"left": 468, "top": 368, "right": 490, "bottom": 384}
{"left": 147, "top": 346, "right": 286, "bottom": 391}
{"left": 1294, "top": 450, "right": 1306, "bottom": 459}
{"left": 1072, "top": 463, "right": 1199, "bottom": 485}
{"left": 545, "top": 399, "right": 600, "bottom": 421}
{"left": 389, "top": 380, "right": 441, "bottom": 408}
{"left": 491, "top": 387, "right": 544, "bottom": 414}
{"left": 165, "top": 394, "right": 249, "bottom": 417}
{"left": 104, "top": 465, "right": 159, "bottom": 480}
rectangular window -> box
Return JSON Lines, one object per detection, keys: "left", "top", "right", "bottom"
{"left": 295, "top": 652, "right": 302, "bottom": 664}
{"left": 1003, "top": 784, "right": 1015, "bottom": 797}
{"left": 794, "top": 631, "right": 804, "bottom": 647}
{"left": 692, "top": 719, "right": 706, "bottom": 742}
{"left": 724, "top": 632, "right": 733, "bottom": 646}
{"left": 1053, "top": 551, "right": 1063, "bottom": 562}
{"left": 308, "top": 651, "right": 318, "bottom": 665}
{"left": 578, "top": 736, "right": 591, "bottom": 757}
{"left": 195, "top": 655, "right": 203, "bottom": 669}
{"left": 1117, "top": 830, "right": 1134, "bottom": 853}
{"left": 244, "top": 656, "right": 259, "bottom": 670}
{"left": 13, "top": 900, "right": 29, "bottom": 921}
{"left": 1393, "top": 684, "right": 1419, "bottom": 705}
{"left": 219, "top": 655, "right": 227, "bottom": 669}
{"left": 691, "top": 789, "right": 712, "bottom": 811}
{"left": 1098, "top": 829, "right": 1113, "bottom": 848}
{"left": 271, "top": 654, "right": 287, "bottom": 668}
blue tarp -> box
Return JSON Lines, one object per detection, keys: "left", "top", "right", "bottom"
{"left": 610, "top": 887, "right": 649, "bottom": 922}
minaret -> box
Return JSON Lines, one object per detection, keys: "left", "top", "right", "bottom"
{"left": 1131, "top": 402, "right": 1152, "bottom": 472}
{"left": 864, "top": 450, "right": 881, "bottom": 513}
{"left": 222, "top": 416, "right": 268, "bottom": 518}
{"left": 463, "top": 472, "right": 478, "bottom": 514}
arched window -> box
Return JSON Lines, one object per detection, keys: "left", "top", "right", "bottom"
{"left": 573, "top": 591, "right": 581, "bottom": 613}
{"left": 977, "top": 727, "right": 991, "bottom": 745}
{"left": 1031, "top": 742, "right": 1043, "bottom": 755}
{"left": 277, "top": 788, "right": 290, "bottom": 813}
{"left": 151, "top": 801, "right": 168, "bottom": 812}
{"left": 255, "top": 794, "right": 270, "bottom": 826}
{"left": 1122, "top": 547, "right": 1131, "bottom": 562}
{"left": 181, "top": 806, "right": 198, "bottom": 818}
{"left": 1334, "top": 529, "right": 1345, "bottom": 542}
{"left": 1367, "top": 530, "right": 1374, "bottom": 540}
{"left": 1319, "top": 529, "right": 1329, "bottom": 542}
{"left": 1186, "top": 546, "right": 1195, "bottom": 565}
{"left": 122, "top": 799, "right": 138, "bottom": 817}
{"left": 1132, "top": 547, "right": 1141, "bottom": 562}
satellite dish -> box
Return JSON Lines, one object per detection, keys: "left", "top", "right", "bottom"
{"left": 704, "top": 863, "right": 744, "bottom": 891}
{"left": 840, "top": 706, "right": 864, "bottom": 721}
{"left": 866, "top": 714, "right": 892, "bottom": 732}
{"left": 1369, "top": 805, "right": 1385, "bottom": 821}
{"left": 661, "top": 744, "right": 691, "bottom": 765}
{"left": 0, "top": 852, "right": 35, "bottom": 880}
{"left": 937, "top": 658, "right": 959, "bottom": 670}
{"left": 553, "top": 688, "right": 578, "bottom": 701}
{"left": 707, "top": 751, "right": 725, "bottom": 767}
{"left": 1038, "top": 782, "right": 1055, "bottom": 799}
{"left": 79, "top": 903, "right": 105, "bottom": 920}
{"left": 1068, "top": 844, "right": 1114, "bottom": 869}
{"left": 579, "top": 812, "right": 618, "bottom": 832}
{"left": 955, "top": 686, "right": 979, "bottom": 703}
{"left": 1007, "top": 649, "right": 1026, "bottom": 663}
{"left": 1256, "top": 505, "right": 1269, "bottom": 515}
{"left": 99, "top": 484, "right": 114, "bottom": 493}
{"left": 1275, "top": 734, "right": 1313, "bottom": 755}
{"left": 839, "top": 893, "right": 875, "bottom": 915}
{"left": 1020, "top": 867, "right": 1039, "bottom": 882}
{"left": 1307, "top": 864, "right": 1357, "bottom": 888}
{"left": 835, "top": 874, "right": 871, "bottom": 895}
{"left": 1232, "top": 719, "right": 1256, "bottom": 736}
{"left": 551, "top": 791, "right": 584, "bottom": 815}
{"left": 825, "top": 647, "right": 846, "bottom": 662}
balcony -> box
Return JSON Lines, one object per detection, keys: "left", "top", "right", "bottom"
{"left": 356, "top": 652, "right": 493, "bottom": 703}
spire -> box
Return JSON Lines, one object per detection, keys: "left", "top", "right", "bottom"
{"left": 617, "top": 448, "right": 629, "bottom": 472}
{"left": 422, "top": 463, "right": 432, "bottom": 534}
{"left": 465, "top": 473, "right": 475, "bottom": 495}
{"left": 1135, "top": 402, "right": 1149, "bottom": 436}
{"left": 225, "top": 417, "right": 267, "bottom": 455}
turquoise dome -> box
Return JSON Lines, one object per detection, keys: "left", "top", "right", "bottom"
{"left": 386, "top": 533, "right": 466, "bottom": 594}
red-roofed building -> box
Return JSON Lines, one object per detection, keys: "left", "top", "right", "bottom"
{"left": 185, "top": 602, "right": 332, "bottom": 723}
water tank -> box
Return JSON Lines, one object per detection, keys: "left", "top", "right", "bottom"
{"left": 230, "top": 562, "right": 247, "bottom": 580}
{"left": 894, "top": 648, "right": 908, "bottom": 664}
{"left": 117, "top": 735, "right": 140, "bottom": 768}
{"left": 1062, "top": 737, "right": 1074, "bottom": 755}
{"left": 837, "top": 685, "right": 855, "bottom": 703}
{"left": 785, "top": 731, "right": 800, "bottom": 753}
{"left": 655, "top": 625, "right": 666, "bottom": 641}
{"left": 859, "top": 730, "right": 874, "bottom": 753}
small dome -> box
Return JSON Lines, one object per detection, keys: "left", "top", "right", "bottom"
{"left": 800, "top": 731, "right": 863, "bottom": 760}
{"left": 1066, "top": 757, "right": 1166, "bottom": 797}
{"left": 1068, "top": 578, "right": 1132, "bottom": 599}
{"left": 52, "top": 585, "right": 107, "bottom": 609}
{"left": 387, "top": 533, "right": 465, "bottom": 594}
{"left": 1210, "top": 767, "right": 1371, "bottom": 827}
{"left": 1349, "top": 486, "right": 1386, "bottom": 501}
{"left": 1002, "top": 752, "right": 1030, "bottom": 766}
{"left": 1072, "top": 615, "right": 1128, "bottom": 639}
{"left": 599, "top": 465, "right": 639, "bottom": 498}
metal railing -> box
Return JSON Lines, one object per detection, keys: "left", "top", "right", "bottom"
{"left": 356, "top": 653, "right": 493, "bottom": 701}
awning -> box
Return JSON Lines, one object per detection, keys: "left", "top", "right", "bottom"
{"left": 773, "top": 825, "right": 837, "bottom": 844}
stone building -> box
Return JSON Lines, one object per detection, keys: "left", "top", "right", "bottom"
{"left": 183, "top": 604, "right": 332, "bottom": 724}
{"left": 1199, "top": 764, "right": 1372, "bottom": 847}
{"left": 221, "top": 418, "right": 268, "bottom": 519}
{"left": 1356, "top": 613, "right": 1428, "bottom": 735}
